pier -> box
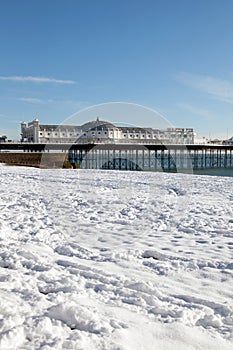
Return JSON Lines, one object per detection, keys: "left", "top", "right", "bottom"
{"left": 68, "top": 144, "right": 233, "bottom": 173}
{"left": 0, "top": 143, "right": 233, "bottom": 173}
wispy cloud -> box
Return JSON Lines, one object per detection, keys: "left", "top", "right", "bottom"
{"left": 174, "top": 72, "right": 233, "bottom": 104}
{"left": 177, "top": 102, "right": 215, "bottom": 120}
{"left": 17, "top": 97, "right": 89, "bottom": 110}
{"left": 17, "top": 97, "right": 45, "bottom": 104}
{"left": 0, "top": 76, "right": 75, "bottom": 84}
{"left": 0, "top": 114, "right": 21, "bottom": 123}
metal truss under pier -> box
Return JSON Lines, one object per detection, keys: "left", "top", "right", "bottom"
{"left": 0, "top": 143, "right": 233, "bottom": 172}
{"left": 68, "top": 144, "right": 233, "bottom": 172}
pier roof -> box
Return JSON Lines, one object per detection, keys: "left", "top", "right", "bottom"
{"left": 81, "top": 119, "right": 116, "bottom": 131}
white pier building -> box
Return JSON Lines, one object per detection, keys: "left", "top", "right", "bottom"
{"left": 21, "top": 118, "right": 195, "bottom": 144}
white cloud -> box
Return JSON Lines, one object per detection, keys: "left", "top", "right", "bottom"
{"left": 0, "top": 114, "right": 20, "bottom": 123}
{"left": 18, "top": 97, "right": 45, "bottom": 104}
{"left": 16, "top": 98, "right": 89, "bottom": 111}
{"left": 177, "top": 102, "right": 215, "bottom": 120}
{"left": 0, "top": 76, "right": 75, "bottom": 84}
{"left": 174, "top": 72, "right": 233, "bottom": 104}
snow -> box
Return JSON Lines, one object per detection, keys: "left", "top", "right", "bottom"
{"left": 0, "top": 166, "right": 232, "bottom": 349}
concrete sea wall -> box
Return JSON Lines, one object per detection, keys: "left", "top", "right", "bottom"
{"left": 0, "top": 152, "right": 68, "bottom": 168}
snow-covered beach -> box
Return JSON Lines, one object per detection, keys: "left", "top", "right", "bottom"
{"left": 0, "top": 166, "right": 232, "bottom": 349}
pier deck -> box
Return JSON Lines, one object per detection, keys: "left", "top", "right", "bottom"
{"left": 0, "top": 143, "right": 233, "bottom": 172}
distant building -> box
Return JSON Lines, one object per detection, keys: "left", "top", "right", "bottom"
{"left": 223, "top": 137, "right": 233, "bottom": 145}
{"left": 0, "top": 135, "right": 7, "bottom": 143}
{"left": 21, "top": 118, "right": 195, "bottom": 144}
{"left": 207, "top": 138, "right": 223, "bottom": 145}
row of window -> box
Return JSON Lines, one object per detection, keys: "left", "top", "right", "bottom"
{"left": 39, "top": 131, "right": 110, "bottom": 137}
{"left": 38, "top": 131, "right": 193, "bottom": 139}
{"left": 40, "top": 132, "right": 79, "bottom": 137}
{"left": 123, "top": 134, "right": 166, "bottom": 138}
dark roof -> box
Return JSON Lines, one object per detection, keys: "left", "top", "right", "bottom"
{"left": 81, "top": 120, "right": 117, "bottom": 131}
{"left": 119, "top": 127, "right": 154, "bottom": 133}
{"left": 40, "top": 125, "right": 82, "bottom": 131}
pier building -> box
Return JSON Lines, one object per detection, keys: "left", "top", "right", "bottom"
{"left": 21, "top": 118, "right": 195, "bottom": 145}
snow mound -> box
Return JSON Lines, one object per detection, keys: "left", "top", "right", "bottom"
{"left": 48, "top": 302, "right": 111, "bottom": 334}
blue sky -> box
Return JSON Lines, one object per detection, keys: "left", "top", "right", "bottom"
{"left": 0, "top": 0, "right": 233, "bottom": 140}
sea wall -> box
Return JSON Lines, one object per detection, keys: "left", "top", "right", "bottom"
{"left": 0, "top": 152, "right": 68, "bottom": 168}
